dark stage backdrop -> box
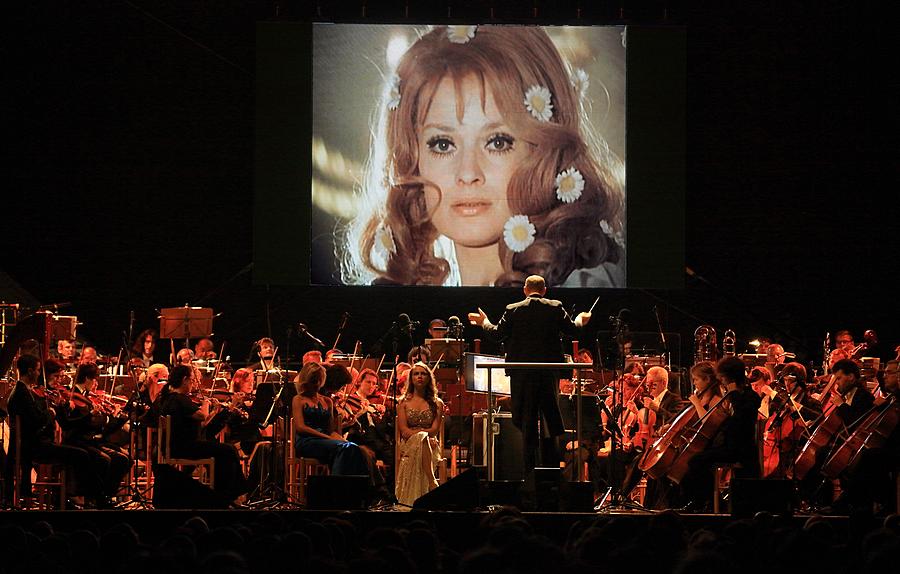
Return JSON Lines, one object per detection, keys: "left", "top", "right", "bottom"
{"left": 2, "top": 3, "right": 896, "bottom": 371}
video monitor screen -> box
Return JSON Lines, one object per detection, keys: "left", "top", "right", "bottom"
{"left": 255, "top": 23, "right": 684, "bottom": 288}
{"left": 464, "top": 352, "right": 512, "bottom": 395}
{"left": 310, "top": 24, "right": 626, "bottom": 288}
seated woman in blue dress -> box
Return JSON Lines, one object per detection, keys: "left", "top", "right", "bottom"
{"left": 291, "top": 362, "right": 368, "bottom": 475}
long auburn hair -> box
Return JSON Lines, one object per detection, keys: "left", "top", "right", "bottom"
{"left": 341, "top": 25, "right": 624, "bottom": 287}
{"left": 403, "top": 361, "right": 441, "bottom": 414}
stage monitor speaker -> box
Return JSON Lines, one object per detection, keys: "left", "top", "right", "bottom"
{"left": 306, "top": 475, "right": 369, "bottom": 510}
{"left": 412, "top": 466, "right": 484, "bottom": 511}
{"left": 730, "top": 478, "right": 793, "bottom": 517}
{"left": 152, "top": 464, "right": 230, "bottom": 509}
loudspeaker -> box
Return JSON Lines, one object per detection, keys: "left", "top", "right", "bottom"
{"left": 730, "top": 478, "right": 794, "bottom": 517}
{"left": 152, "top": 464, "right": 230, "bottom": 509}
{"left": 412, "top": 466, "right": 484, "bottom": 511}
{"left": 559, "top": 481, "right": 595, "bottom": 512}
{"left": 306, "top": 475, "right": 369, "bottom": 510}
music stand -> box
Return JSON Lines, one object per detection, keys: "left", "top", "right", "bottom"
{"left": 159, "top": 306, "right": 213, "bottom": 350}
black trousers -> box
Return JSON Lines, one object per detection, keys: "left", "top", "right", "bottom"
{"left": 511, "top": 371, "right": 565, "bottom": 478}
{"left": 174, "top": 440, "right": 249, "bottom": 501}
{"left": 70, "top": 440, "right": 133, "bottom": 497}
{"left": 680, "top": 446, "right": 759, "bottom": 505}
{"left": 19, "top": 441, "right": 102, "bottom": 499}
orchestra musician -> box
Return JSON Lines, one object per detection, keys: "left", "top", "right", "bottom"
{"left": 78, "top": 346, "right": 98, "bottom": 365}
{"left": 215, "top": 368, "right": 261, "bottom": 457}
{"left": 678, "top": 357, "right": 760, "bottom": 512}
{"left": 407, "top": 345, "right": 431, "bottom": 365}
{"left": 157, "top": 365, "right": 249, "bottom": 505}
{"left": 130, "top": 329, "right": 161, "bottom": 368}
{"left": 468, "top": 274, "right": 591, "bottom": 501}
{"left": 427, "top": 318, "right": 448, "bottom": 340}
{"left": 57, "top": 362, "right": 132, "bottom": 506}
{"left": 821, "top": 359, "right": 875, "bottom": 422}
{"left": 343, "top": 368, "right": 394, "bottom": 485}
{"left": 194, "top": 338, "right": 216, "bottom": 360}
{"left": 5, "top": 354, "right": 104, "bottom": 508}
{"left": 761, "top": 362, "right": 823, "bottom": 479}
{"left": 301, "top": 349, "right": 322, "bottom": 366}
{"left": 638, "top": 366, "right": 684, "bottom": 431}
{"left": 53, "top": 339, "right": 76, "bottom": 363}
{"left": 619, "top": 366, "right": 683, "bottom": 508}
{"left": 831, "top": 359, "right": 900, "bottom": 514}
{"left": 174, "top": 348, "right": 194, "bottom": 367}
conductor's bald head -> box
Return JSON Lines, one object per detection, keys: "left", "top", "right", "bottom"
{"left": 524, "top": 275, "right": 546, "bottom": 296}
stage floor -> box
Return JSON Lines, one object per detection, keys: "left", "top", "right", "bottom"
{"left": 0, "top": 507, "right": 864, "bottom": 550}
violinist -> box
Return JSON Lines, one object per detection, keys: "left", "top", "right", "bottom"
{"left": 678, "top": 357, "right": 761, "bottom": 512}
{"left": 58, "top": 362, "right": 132, "bottom": 505}
{"left": 158, "top": 365, "right": 249, "bottom": 505}
{"left": 5, "top": 354, "right": 103, "bottom": 507}
{"left": 344, "top": 368, "right": 394, "bottom": 483}
{"left": 212, "top": 367, "right": 260, "bottom": 457}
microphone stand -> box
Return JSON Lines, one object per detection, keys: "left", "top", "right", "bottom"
{"left": 595, "top": 314, "right": 645, "bottom": 512}
{"left": 248, "top": 356, "right": 301, "bottom": 508}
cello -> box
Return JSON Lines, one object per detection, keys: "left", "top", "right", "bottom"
{"left": 638, "top": 382, "right": 722, "bottom": 480}
{"left": 665, "top": 393, "right": 731, "bottom": 483}
{"left": 821, "top": 396, "right": 899, "bottom": 479}
{"left": 793, "top": 373, "right": 844, "bottom": 480}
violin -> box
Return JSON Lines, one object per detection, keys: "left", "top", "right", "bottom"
{"left": 621, "top": 379, "right": 657, "bottom": 452}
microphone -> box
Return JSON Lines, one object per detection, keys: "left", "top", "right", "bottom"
{"left": 447, "top": 316, "right": 463, "bottom": 338}
{"left": 297, "top": 323, "right": 326, "bottom": 348}
{"left": 396, "top": 313, "right": 419, "bottom": 331}
{"left": 608, "top": 308, "right": 630, "bottom": 323}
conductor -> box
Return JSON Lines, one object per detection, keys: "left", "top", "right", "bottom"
{"left": 468, "top": 275, "right": 591, "bottom": 491}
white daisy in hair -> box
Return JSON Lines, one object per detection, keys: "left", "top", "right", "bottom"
{"left": 374, "top": 224, "right": 397, "bottom": 259}
{"left": 503, "top": 215, "right": 536, "bottom": 253}
{"left": 571, "top": 68, "right": 590, "bottom": 97}
{"left": 524, "top": 85, "right": 553, "bottom": 122}
{"left": 387, "top": 74, "right": 401, "bottom": 110}
{"left": 447, "top": 25, "right": 477, "bottom": 44}
{"left": 599, "top": 219, "right": 626, "bottom": 248}
{"left": 555, "top": 167, "right": 585, "bottom": 203}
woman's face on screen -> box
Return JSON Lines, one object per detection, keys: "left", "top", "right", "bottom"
{"left": 418, "top": 74, "right": 527, "bottom": 248}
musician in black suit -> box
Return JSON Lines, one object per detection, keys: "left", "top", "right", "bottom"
{"left": 830, "top": 358, "right": 875, "bottom": 426}
{"left": 5, "top": 354, "right": 103, "bottom": 507}
{"left": 469, "top": 275, "right": 591, "bottom": 484}
{"left": 58, "top": 362, "right": 132, "bottom": 504}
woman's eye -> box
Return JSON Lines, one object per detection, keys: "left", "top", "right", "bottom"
{"left": 486, "top": 134, "right": 515, "bottom": 153}
{"left": 426, "top": 136, "right": 455, "bottom": 154}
